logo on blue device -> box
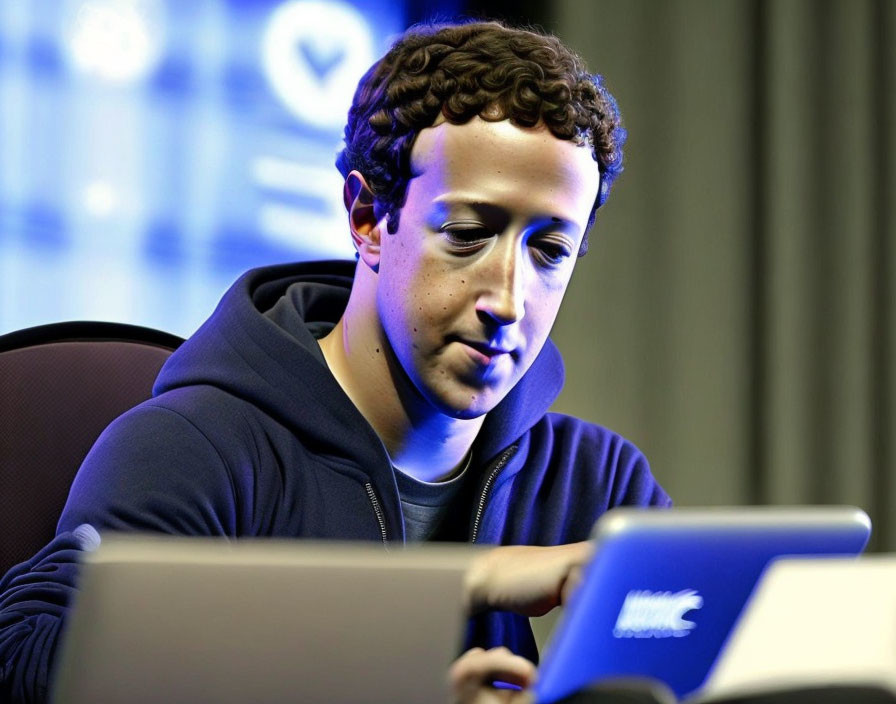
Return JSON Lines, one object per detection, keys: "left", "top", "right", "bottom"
{"left": 613, "top": 589, "right": 704, "bottom": 638}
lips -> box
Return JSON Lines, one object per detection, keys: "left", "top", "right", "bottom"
{"left": 456, "top": 338, "right": 517, "bottom": 365}
{"left": 466, "top": 341, "right": 511, "bottom": 357}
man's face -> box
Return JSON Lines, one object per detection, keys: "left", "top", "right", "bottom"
{"left": 374, "top": 117, "right": 600, "bottom": 418}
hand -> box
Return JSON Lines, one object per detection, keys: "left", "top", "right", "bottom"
{"left": 448, "top": 647, "right": 535, "bottom": 704}
{"left": 464, "top": 541, "right": 591, "bottom": 617}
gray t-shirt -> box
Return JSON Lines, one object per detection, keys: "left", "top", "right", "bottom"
{"left": 393, "top": 459, "right": 472, "bottom": 542}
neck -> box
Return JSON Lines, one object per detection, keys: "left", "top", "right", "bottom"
{"left": 318, "top": 289, "right": 484, "bottom": 484}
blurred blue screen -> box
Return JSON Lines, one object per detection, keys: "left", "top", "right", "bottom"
{"left": 0, "top": 0, "right": 404, "bottom": 337}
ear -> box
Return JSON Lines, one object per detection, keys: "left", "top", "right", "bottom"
{"left": 344, "top": 171, "right": 383, "bottom": 270}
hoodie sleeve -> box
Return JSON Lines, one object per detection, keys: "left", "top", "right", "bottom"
{"left": 0, "top": 402, "right": 239, "bottom": 703}
{"left": 0, "top": 529, "right": 92, "bottom": 704}
{"left": 58, "top": 403, "right": 241, "bottom": 536}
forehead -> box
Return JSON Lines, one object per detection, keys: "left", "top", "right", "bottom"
{"left": 407, "top": 117, "right": 600, "bottom": 226}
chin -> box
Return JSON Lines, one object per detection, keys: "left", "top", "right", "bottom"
{"left": 444, "top": 405, "right": 490, "bottom": 420}
{"left": 425, "top": 385, "right": 506, "bottom": 420}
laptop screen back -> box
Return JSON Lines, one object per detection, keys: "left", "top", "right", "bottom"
{"left": 53, "top": 535, "right": 477, "bottom": 704}
{"left": 534, "top": 506, "right": 871, "bottom": 703}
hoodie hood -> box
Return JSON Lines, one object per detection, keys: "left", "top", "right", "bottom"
{"left": 155, "top": 260, "right": 566, "bottom": 468}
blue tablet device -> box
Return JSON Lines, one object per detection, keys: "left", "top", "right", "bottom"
{"left": 534, "top": 506, "right": 871, "bottom": 703}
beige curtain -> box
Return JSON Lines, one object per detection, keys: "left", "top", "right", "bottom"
{"left": 547, "top": 0, "right": 896, "bottom": 549}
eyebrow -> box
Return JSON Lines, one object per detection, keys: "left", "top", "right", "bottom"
{"left": 432, "top": 198, "right": 579, "bottom": 231}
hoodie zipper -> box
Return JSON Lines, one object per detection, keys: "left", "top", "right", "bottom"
{"left": 471, "top": 444, "right": 518, "bottom": 543}
{"left": 364, "top": 482, "right": 389, "bottom": 548}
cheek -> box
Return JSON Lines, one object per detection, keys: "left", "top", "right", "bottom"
{"left": 381, "top": 260, "right": 456, "bottom": 350}
{"left": 404, "top": 261, "right": 459, "bottom": 320}
{"left": 523, "top": 287, "right": 568, "bottom": 342}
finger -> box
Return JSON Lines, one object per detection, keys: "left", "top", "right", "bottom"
{"left": 563, "top": 540, "right": 593, "bottom": 568}
{"left": 561, "top": 563, "right": 585, "bottom": 605}
{"left": 543, "top": 542, "right": 592, "bottom": 612}
{"left": 449, "top": 647, "right": 537, "bottom": 691}
{"left": 450, "top": 647, "right": 536, "bottom": 684}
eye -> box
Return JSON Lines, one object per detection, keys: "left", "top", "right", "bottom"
{"left": 530, "top": 237, "right": 573, "bottom": 267}
{"left": 440, "top": 223, "right": 493, "bottom": 253}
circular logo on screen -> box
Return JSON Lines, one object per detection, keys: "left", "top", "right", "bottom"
{"left": 260, "top": 0, "right": 376, "bottom": 129}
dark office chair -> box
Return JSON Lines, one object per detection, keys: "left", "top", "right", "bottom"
{"left": 0, "top": 321, "right": 184, "bottom": 576}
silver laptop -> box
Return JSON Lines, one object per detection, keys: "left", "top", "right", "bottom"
{"left": 53, "top": 535, "right": 478, "bottom": 704}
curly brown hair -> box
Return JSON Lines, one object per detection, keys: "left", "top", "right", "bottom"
{"left": 335, "top": 20, "right": 626, "bottom": 255}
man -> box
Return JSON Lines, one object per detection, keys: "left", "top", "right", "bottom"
{"left": 0, "top": 20, "right": 670, "bottom": 703}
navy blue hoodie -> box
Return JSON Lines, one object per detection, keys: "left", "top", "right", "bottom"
{"left": 0, "top": 260, "right": 670, "bottom": 702}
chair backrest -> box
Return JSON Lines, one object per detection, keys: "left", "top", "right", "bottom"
{"left": 0, "top": 321, "right": 184, "bottom": 576}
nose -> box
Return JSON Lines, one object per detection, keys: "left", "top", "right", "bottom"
{"left": 475, "top": 240, "right": 526, "bottom": 325}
